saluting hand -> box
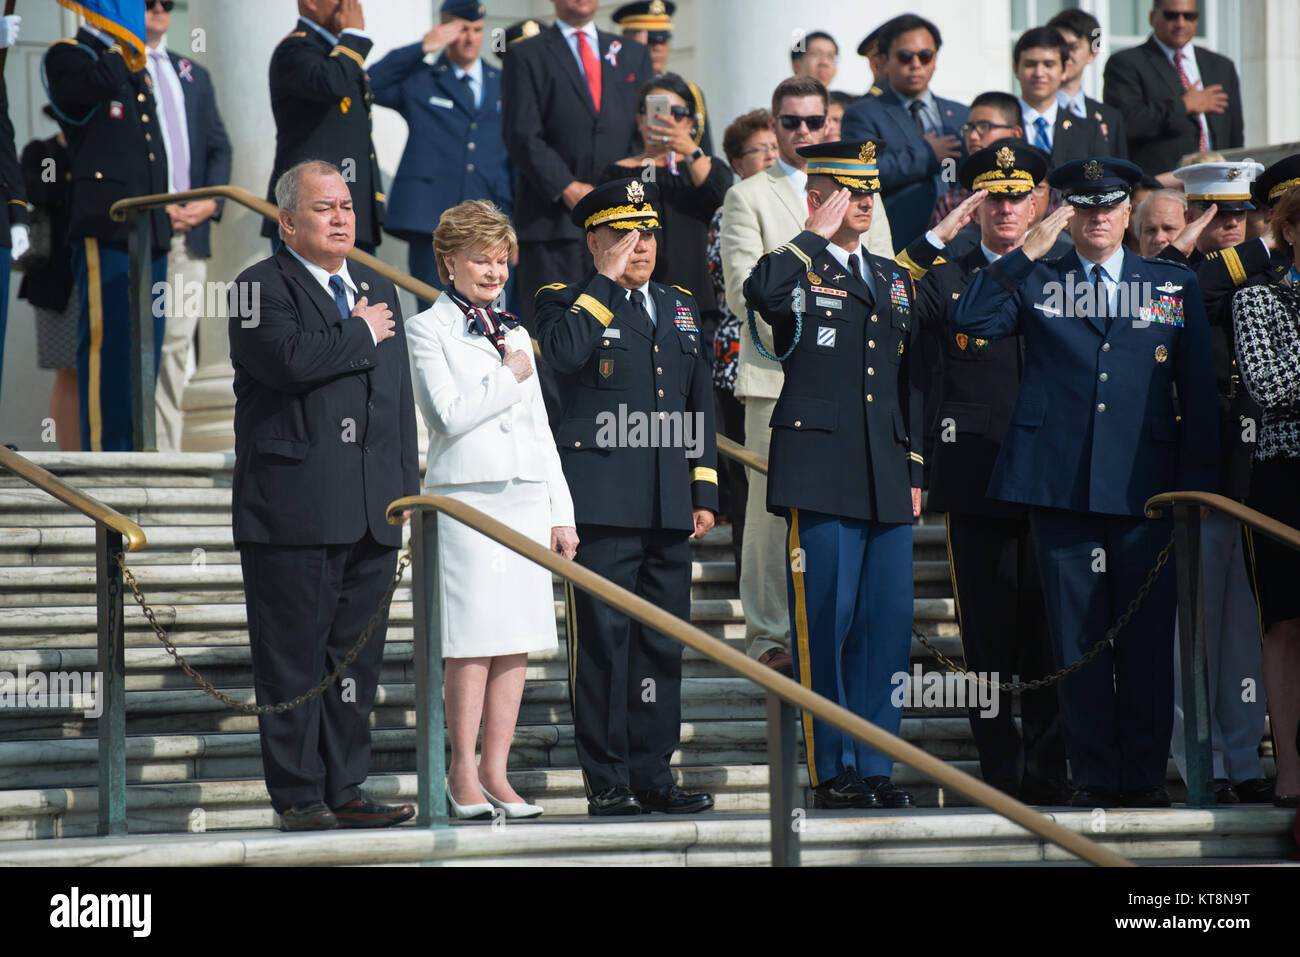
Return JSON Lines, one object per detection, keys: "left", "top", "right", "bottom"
{"left": 594, "top": 229, "right": 640, "bottom": 282}
{"left": 1022, "top": 204, "right": 1074, "bottom": 261}
{"left": 806, "top": 187, "right": 851, "bottom": 240}
{"left": 502, "top": 343, "right": 533, "bottom": 382}
{"left": 334, "top": 0, "right": 365, "bottom": 33}
{"left": 1170, "top": 202, "right": 1218, "bottom": 258}
{"left": 932, "top": 189, "right": 988, "bottom": 244}
{"left": 422, "top": 19, "right": 464, "bottom": 54}
{"left": 352, "top": 296, "right": 395, "bottom": 343}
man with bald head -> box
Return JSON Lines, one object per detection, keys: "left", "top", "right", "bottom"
{"left": 1137, "top": 188, "right": 1188, "bottom": 257}
{"left": 230, "top": 160, "right": 419, "bottom": 831}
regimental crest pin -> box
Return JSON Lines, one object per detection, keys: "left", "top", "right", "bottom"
{"left": 1155, "top": 344, "right": 1168, "bottom": 364}
{"left": 1084, "top": 159, "right": 1104, "bottom": 181}
{"left": 1062, "top": 118, "right": 1072, "bottom": 130}
{"left": 626, "top": 180, "right": 645, "bottom": 204}
{"left": 360, "top": 281, "right": 370, "bottom": 291}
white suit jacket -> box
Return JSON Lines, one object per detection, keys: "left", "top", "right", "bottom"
{"left": 720, "top": 164, "right": 894, "bottom": 400}
{"left": 406, "top": 295, "right": 575, "bottom": 527}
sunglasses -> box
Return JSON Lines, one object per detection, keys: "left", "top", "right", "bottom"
{"left": 147, "top": 0, "right": 175, "bottom": 10}
{"left": 960, "top": 120, "right": 1015, "bottom": 137}
{"left": 777, "top": 113, "right": 826, "bottom": 131}
{"left": 642, "top": 105, "right": 692, "bottom": 120}
{"left": 1160, "top": 9, "right": 1199, "bottom": 21}
{"left": 894, "top": 49, "right": 935, "bottom": 66}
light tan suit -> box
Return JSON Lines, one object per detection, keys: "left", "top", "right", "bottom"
{"left": 719, "top": 164, "right": 894, "bottom": 658}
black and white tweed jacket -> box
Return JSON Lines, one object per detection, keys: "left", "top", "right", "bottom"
{"left": 1233, "top": 279, "right": 1300, "bottom": 460}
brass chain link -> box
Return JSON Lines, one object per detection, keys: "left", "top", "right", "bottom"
{"left": 914, "top": 532, "right": 1175, "bottom": 693}
{"left": 117, "top": 547, "right": 411, "bottom": 715}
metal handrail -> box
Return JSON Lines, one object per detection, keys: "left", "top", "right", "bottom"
{"left": 385, "top": 494, "right": 1132, "bottom": 867}
{"left": 0, "top": 446, "right": 139, "bottom": 836}
{"left": 1145, "top": 490, "right": 1300, "bottom": 550}
{"left": 109, "top": 185, "right": 443, "bottom": 305}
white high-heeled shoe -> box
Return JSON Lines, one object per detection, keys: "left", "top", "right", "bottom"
{"left": 447, "top": 783, "right": 493, "bottom": 820}
{"left": 481, "top": 786, "right": 543, "bottom": 819}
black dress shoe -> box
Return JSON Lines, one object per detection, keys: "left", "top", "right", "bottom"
{"left": 1209, "top": 778, "right": 1240, "bottom": 804}
{"left": 862, "top": 775, "right": 914, "bottom": 808}
{"left": 331, "top": 793, "right": 416, "bottom": 828}
{"left": 1233, "top": 778, "right": 1274, "bottom": 803}
{"left": 1068, "top": 786, "right": 1120, "bottom": 808}
{"left": 1019, "top": 779, "right": 1073, "bottom": 806}
{"left": 279, "top": 801, "right": 338, "bottom": 832}
{"left": 635, "top": 784, "right": 715, "bottom": 814}
{"left": 588, "top": 785, "right": 642, "bottom": 816}
{"left": 1120, "top": 786, "right": 1172, "bottom": 808}
{"left": 812, "top": 771, "right": 879, "bottom": 809}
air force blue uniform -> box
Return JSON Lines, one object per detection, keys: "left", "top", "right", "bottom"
{"left": 951, "top": 242, "right": 1219, "bottom": 797}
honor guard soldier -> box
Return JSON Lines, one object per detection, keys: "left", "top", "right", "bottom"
{"left": 952, "top": 157, "right": 1220, "bottom": 808}
{"left": 610, "top": 0, "right": 713, "bottom": 156}
{"left": 911, "top": 141, "right": 1070, "bottom": 805}
{"left": 535, "top": 178, "right": 719, "bottom": 816}
{"left": 264, "top": 1, "right": 385, "bottom": 252}
{"left": 43, "top": 22, "right": 172, "bottom": 451}
{"left": 743, "top": 141, "right": 924, "bottom": 810}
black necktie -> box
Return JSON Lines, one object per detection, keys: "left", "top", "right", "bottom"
{"left": 848, "top": 253, "right": 874, "bottom": 308}
{"left": 909, "top": 100, "right": 926, "bottom": 134}
{"left": 1092, "top": 265, "right": 1108, "bottom": 320}
{"left": 629, "top": 289, "right": 653, "bottom": 334}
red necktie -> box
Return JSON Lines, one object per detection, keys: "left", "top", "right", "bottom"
{"left": 1174, "top": 51, "right": 1209, "bottom": 151}
{"left": 575, "top": 30, "right": 601, "bottom": 112}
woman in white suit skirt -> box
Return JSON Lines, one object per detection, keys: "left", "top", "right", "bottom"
{"left": 406, "top": 201, "right": 578, "bottom": 820}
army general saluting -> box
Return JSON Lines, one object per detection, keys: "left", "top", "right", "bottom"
{"left": 744, "top": 141, "right": 923, "bottom": 810}
{"left": 535, "top": 179, "right": 718, "bottom": 816}
{"left": 952, "top": 158, "right": 1219, "bottom": 808}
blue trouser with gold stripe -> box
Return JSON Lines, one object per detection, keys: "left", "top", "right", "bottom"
{"left": 785, "top": 508, "right": 913, "bottom": 785}
{"left": 72, "top": 239, "right": 166, "bottom": 451}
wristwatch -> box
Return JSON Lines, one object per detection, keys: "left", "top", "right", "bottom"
{"left": 688, "top": 146, "right": 705, "bottom": 163}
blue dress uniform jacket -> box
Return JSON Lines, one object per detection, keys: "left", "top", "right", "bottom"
{"left": 951, "top": 247, "right": 1220, "bottom": 514}
{"left": 535, "top": 272, "right": 719, "bottom": 531}
{"left": 262, "top": 22, "right": 384, "bottom": 248}
{"left": 742, "top": 229, "right": 924, "bottom": 524}
{"left": 42, "top": 29, "right": 171, "bottom": 251}
{"left": 841, "top": 87, "right": 968, "bottom": 250}
{"left": 227, "top": 248, "right": 420, "bottom": 548}
{"left": 369, "top": 46, "right": 512, "bottom": 240}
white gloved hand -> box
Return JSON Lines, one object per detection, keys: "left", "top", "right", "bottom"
{"left": 10, "top": 224, "right": 29, "bottom": 261}
{"left": 0, "top": 15, "right": 21, "bottom": 50}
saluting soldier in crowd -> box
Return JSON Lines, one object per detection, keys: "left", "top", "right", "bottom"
{"left": 743, "top": 141, "right": 924, "bottom": 810}
{"left": 43, "top": 20, "right": 171, "bottom": 451}
{"left": 535, "top": 178, "right": 718, "bottom": 817}
{"left": 263, "top": 0, "right": 385, "bottom": 253}
{"left": 952, "top": 157, "right": 1219, "bottom": 808}
{"left": 908, "top": 140, "right": 1071, "bottom": 805}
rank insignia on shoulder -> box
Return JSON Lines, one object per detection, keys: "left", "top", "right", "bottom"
{"left": 1155, "top": 344, "right": 1168, "bottom": 363}
{"left": 807, "top": 271, "right": 822, "bottom": 285}
{"left": 1156, "top": 281, "right": 1183, "bottom": 294}
{"left": 599, "top": 358, "right": 615, "bottom": 378}
{"left": 889, "top": 276, "right": 910, "bottom": 310}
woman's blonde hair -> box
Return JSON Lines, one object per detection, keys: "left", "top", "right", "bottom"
{"left": 432, "top": 199, "right": 518, "bottom": 284}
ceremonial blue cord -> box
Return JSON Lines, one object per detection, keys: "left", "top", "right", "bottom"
{"left": 748, "top": 286, "right": 803, "bottom": 362}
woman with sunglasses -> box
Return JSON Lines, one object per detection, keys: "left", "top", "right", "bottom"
{"left": 599, "top": 73, "right": 733, "bottom": 322}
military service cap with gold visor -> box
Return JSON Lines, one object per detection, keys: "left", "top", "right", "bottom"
{"left": 570, "top": 178, "right": 662, "bottom": 232}
{"left": 958, "top": 138, "right": 1048, "bottom": 196}
{"left": 796, "top": 139, "right": 884, "bottom": 193}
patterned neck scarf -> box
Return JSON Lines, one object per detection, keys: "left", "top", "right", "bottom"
{"left": 445, "top": 287, "right": 519, "bottom": 358}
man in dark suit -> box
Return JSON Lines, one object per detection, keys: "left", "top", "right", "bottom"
{"left": 1014, "top": 27, "right": 1110, "bottom": 169}
{"left": 1102, "top": 0, "right": 1242, "bottom": 176}
{"left": 370, "top": 0, "right": 511, "bottom": 309}
{"left": 43, "top": 23, "right": 172, "bottom": 452}
{"left": 0, "top": 38, "right": 29, "bottom": 409}
{"left": 263, "top": 0, "right": 384, "bottom": 252}
{"left": 952, "top": 158, "right": 1219, "bottom": 808}
{"left": 841, "top": 14, "right": 967, "bottom": 251}
{"left": 534, "top": 178, "right": 718, "bottom": 817}
{"left": 143, "top": 0, "right": 233, "bottom": 453}
{"left": 228, "top": 160, "right": 419, "bottom": 831}
{"left": 501, "top": 0, "right": 651, "bottom": 328}
{"left": 1047, "top": 7, "right": 1127, "bottom": 159}
{"left": 910, "top": 141, "right": 1070, "bottom": 805}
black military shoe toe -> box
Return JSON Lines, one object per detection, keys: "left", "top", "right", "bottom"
{"left": 634, "top": 784, "right": 714, "bottom": 814}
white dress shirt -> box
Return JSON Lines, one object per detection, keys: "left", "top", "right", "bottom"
{"left": 622, "top": 281, "right": 658, "bottom": 326}
{"left": 450, "top": 57, "right": 483, "bottom": 110}
{"left": 1020, "top": 97, "right": 1059, "bottom": 152}
{"left": 822, "top": 240, "right": 876, "bottom": 300}
{"left": 1057, "top": 88, "right": 1088, "bottom": 119}
{"left": 144, "top": 36, "right": 191, "bottom": 195}
{"left": 1153, "top": 35, "right": 1212, "bottom": 149}
{"left": 558, "top": 20, "right": 600, "bottom": 76}
{"left": 283, "top": 244, "right": 378, "bottom": 344}
{"left": 775, "top": 156, "right": 808, "bottom": 211}
{"left": 980, "top": 242, "right": 1005, "bottom": 265}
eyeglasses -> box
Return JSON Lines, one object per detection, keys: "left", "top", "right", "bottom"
{"left": 960, "top": 120, "right": 1015, "bottom": 137}
{"left": 894, "top": 49, "right": 935, "bottom": 66}
{"left": 146, "top": 0, "right": 175, "bottom": 11}
{"left": 777, "top": 113, "right": 826, "bottom": 131}
{"left": 642, "top": 105, "right": 693, "bottom": 120}
{"left": 1160, "top": 9, "right": 1199, "bottom": 21}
